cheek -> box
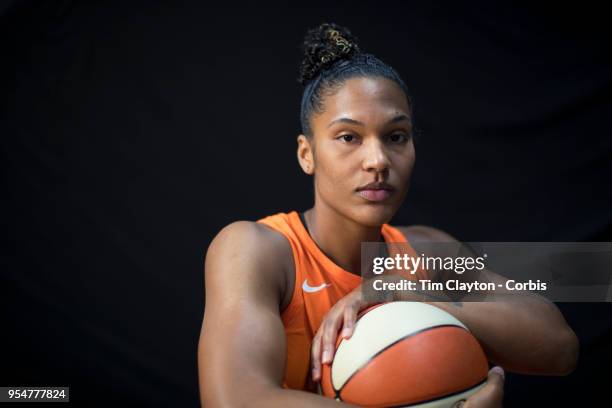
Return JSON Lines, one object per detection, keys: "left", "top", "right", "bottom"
{"left": 395, "top": 148, "right": 416, "bottom": 182}
{"left": 400, "top": 159, "right": 415, "bottom": 181}
{"left": 315, "top": 153, "right": 356, "bottom": 193}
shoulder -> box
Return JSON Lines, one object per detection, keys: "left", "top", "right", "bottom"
{"left": 394, "top": 224, "right": 483, "bottom": 265}
{"left": 393, "top": 224, "right": 459, "bottom": 244}
{"left": 205, "top": 220, "right": 293, "bottom": 302}
{"left": 207, "top": 220, "right": 292, "bottom": 259}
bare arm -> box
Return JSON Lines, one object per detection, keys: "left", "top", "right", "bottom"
{"left": 398, "top": 225, "right": 580, "bottom": 376}
{"left": 198, "top": 221, "right": 355, "bottom": 407}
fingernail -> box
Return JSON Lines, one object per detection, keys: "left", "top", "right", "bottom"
{"left": 451, "top": 400, "right": 466, "bottom": 408}
{"left": 342, "top": 328, "right": 351, "bottom": 338}
{"left": 491, "top": 366, "right": 505, "bottom": 379}
{"left": 322, "top": 350, "right": 331, "bottom": 364}
{"left": 312, "top": 368, "right": 319, "bottom": 380}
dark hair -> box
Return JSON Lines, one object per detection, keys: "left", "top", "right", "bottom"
{"left": 298, "top": 22, "right": 412, "bottom": 138}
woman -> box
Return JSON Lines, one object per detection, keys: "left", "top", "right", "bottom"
{"left": 198, "top": 23, "right": 578, "bottom": 407}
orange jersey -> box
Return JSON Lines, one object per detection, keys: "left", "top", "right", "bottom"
{"left": 256, "top": 210, "right": 428, "bottom": 391}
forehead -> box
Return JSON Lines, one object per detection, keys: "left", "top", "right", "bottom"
{"left": 314, "top": 76, "right": 411, "bottom": 128}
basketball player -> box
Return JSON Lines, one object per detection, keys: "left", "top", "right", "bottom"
{"left": 198, "top": 23, "right": 578, "bottom": 407}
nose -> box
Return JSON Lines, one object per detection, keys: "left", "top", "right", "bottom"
{"left": 362, "top": 138, "right": 390, "bottom": 175}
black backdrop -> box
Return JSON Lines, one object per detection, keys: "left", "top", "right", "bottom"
{"left": 2, "top": 1, "right": 611, "bottom": 406}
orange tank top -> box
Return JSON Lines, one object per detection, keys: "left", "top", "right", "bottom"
{"left": 256, "top": 210, "right": 428, "bottom": 391}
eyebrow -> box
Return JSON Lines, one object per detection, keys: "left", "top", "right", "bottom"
{"left": 327, "top": 114, "right": 411, "bottom": 128}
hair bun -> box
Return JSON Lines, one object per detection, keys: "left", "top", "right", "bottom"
{"left": 298, "top": 22, "right": 361, "bottom": 85}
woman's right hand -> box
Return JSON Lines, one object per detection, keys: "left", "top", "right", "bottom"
{"left": 456, "top": 366, "right": 505, "bottom": 408}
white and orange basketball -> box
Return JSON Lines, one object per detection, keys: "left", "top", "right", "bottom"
{"left": 320, "top": 301, "right": 489, "bottom": 407}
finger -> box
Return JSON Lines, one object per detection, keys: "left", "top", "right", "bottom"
{"left": 342, "top": 304, "right": 358, "bottom": 339}
{"left": 311, "top": 331, "right": 323, "bottom": 382}
{"left": 487, "top": 366, "right": 505, "bottom": 390}
{"left": 464, "top": 366, "right": 505, "bottom": 408}
{"left": 321, "top": 316, "right": 342, "bottom": 365}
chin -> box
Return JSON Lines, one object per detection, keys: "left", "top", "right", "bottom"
{"left": 353, "top": 205, "right": 397, "bottom": 227}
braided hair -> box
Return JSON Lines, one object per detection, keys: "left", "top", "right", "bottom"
{"left": 298, "top": 22, "right": 412, "bottom": 138}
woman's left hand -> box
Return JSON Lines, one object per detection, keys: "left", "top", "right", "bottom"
{"left": 310, "top": 283, "right": 374, "bottom": 383}
{"left": 310, "top": 274, "right": 422, "bottom": 383}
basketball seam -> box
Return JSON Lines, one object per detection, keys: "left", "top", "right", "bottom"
{"left": 333, "top": 324, "right": 468, "bottom": 399}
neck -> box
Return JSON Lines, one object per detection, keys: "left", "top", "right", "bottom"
{"left": 303, "top": 199, "right": 384, "bottom": 276}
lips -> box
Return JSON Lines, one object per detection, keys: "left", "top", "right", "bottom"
{"left": 358, "top": 189, "right": 392, "bottom": 202}
{"left": 356, "top": 182, "right": 395, "bottom": 202}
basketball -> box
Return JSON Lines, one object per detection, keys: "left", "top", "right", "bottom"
{"left": 320, "top": 301, "right": 489, "bottom": 407}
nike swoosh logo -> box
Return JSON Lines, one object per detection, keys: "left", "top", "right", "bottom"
{"left": 302, "top": 279, "right": 331, "bottom": 293}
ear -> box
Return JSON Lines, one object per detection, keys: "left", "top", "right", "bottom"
{"left": 297, "top": 134, "right": 315, "bottom": 175}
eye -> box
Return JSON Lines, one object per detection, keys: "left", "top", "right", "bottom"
{"left": 387, "top": 133, "right": 410, "bottom": 144}
{"left": 337, "top": 134, "right": 358, "bottom": 143}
